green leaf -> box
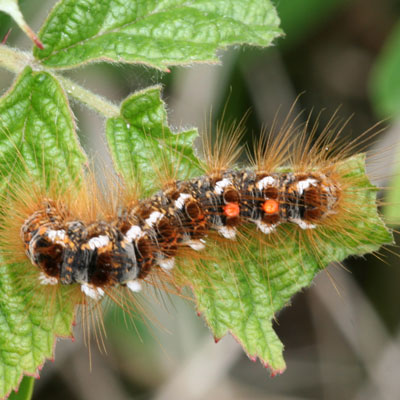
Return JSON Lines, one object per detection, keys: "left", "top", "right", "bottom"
{"left": 177, "top": 155, "right": 392, "bottom": 373}
{"left": 106, "top": 86, "right": 200, "bottom": 193}
{"left": 34, "top": 0, "right": 282, "bottom": 71}
{"left": 8, "top": 376, "right": 34, "bottom": 400}
{"left": 107, "top": 92, "right": 392, "bottom": 373}
{"left": 0, "top": 67, "right": 86, "bottom": 398}
{"left": 369, "top": 21, "right": 400, "bottom": 118}
{"left": 0, "top": 260, "right": 76, "bottom": 399}
{"left": 0, "top": 66, "right": 87, "bottom": 187}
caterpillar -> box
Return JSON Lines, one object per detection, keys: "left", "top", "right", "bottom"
{"left": 20, "top": 162, "right": 341, "bottom": 299}
{"left": 0, "top": 101, "right": 392, "bottom": 387}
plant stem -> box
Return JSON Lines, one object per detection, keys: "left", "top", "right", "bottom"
{"left": 56, "top": 75, "right": 119, "bottom": 118}
{"left": 0, "top": 45, "right": 119, "bottom": 118}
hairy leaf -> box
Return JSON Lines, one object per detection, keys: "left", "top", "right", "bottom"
{"left": 106, "top": 91, "right": 392, "bottom": 373}
{"left": 0, "top": 67, "right": 86, "bottom": 399}
{"left": 34, "top": 0, "right": 282, "bottom": 70}
{"left": 177, "top": 155, "right": 392, "bottom": 373}
{"left": 0, "top": 67, "right": 86, "bottom": 186}
{"left": 106, "top": 86, "right": 200, "bottom": 194}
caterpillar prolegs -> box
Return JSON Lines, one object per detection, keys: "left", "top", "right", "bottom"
{"left": 21, "top": 168, "right": 340, "bottom": 299}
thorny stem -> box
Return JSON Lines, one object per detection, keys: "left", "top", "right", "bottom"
{"left": 0, "top": 45, "right": 119, "bottom": 118}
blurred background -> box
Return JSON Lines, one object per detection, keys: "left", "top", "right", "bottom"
{"left": 2, "top": 0, "right": 400, "bottom": 399}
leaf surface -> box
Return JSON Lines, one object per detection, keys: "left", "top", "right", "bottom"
{"left": 0, "top": 67, "right": 86, "bottom": 399}
{"left": 0, "top": 66, "right": 86, "bottom": 186}
{"left": 106, "top": 86, "right": 200, "bottom": 193}
{"left": 106, "top": 89, "right": 392, "bottom": 373}
{"left": 34, "top": 0, "right": 282, "bottom": 70}
{"left": 177, "top": 155, "right": 392, "bottom": 372}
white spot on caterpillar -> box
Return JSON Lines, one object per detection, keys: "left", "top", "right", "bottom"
{"left": 256, "top": 176, "right": 276, "bottom": 190}
{"left": 81, "top": 284, "right": 105, "bottom": 300}
{"left": 46, "top": 229, "right": 66, "bottom": 242}
{"left": 145, "top": 211, "right": 163, "bottom": 227}
{"left": 186, "top": 239, "right": 206, "bottom": 251}
{"left": 38, "top": 272, "right": 58, "bottom": 285}
{"left": 214, "top": 178, "right": 232, "bottom": 195}
{"left": 290, "top": 218, "right": 316, "bottom": 230}
{"left": 175, "top": 193, "right": 191, "bottom": 209}
{"left": 254, "top": 220, "right": 278, "bottom": 234}
{"left": 158, "top": 257, "right": 175, "bottom": 270}
{"left": 126, "top": 280, "right": 142, "bottom": 293}
{"left": 88, "top": 235, "right": 109, "bottom": 250}
{"left": 218, "top": 226, "right": 236, "bottom": 239}
{"left": 126, "top": 225, "right": 143, "bottom": 241}
{"left": 296, "top": 179, "right": 318, "bottom": 194}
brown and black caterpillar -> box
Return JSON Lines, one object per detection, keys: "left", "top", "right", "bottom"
{"left": 21, "top": 169, "right": 340, "bottom": 300}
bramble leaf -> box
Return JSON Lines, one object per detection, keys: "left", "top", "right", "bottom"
{"left": 0, "top": 67, "right": 86, "bottom": 399}
{"left": 175, "top": 156, "right": 391, "bottom": 373}
{"left": 0, "top": 66, "right": 86, "bottom": 187}
{"left": 106, "top": 86, "right": 200, "bottom": 193}
{"left": 34, "top": 0, "right": 282, "bottom": 71}
{"left": 108, "top": 93, "right": 392, "bottom": 373}
{"left": 0, "top": 260, "right": 77, "bottom": 399}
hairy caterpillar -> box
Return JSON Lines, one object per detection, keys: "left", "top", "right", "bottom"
{"left": 19, "top": 163, "right": 341, "bottom": 298}
{"left": 0, "top": 99, "right": 392, "bottom": 391}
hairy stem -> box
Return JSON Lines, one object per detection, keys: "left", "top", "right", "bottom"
{"left": 0, "top": 45, "right": 119, "bottom": 117}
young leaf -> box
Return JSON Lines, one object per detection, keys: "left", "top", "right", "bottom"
{"left": 106, "top": 86, "right": 200, "bottom": 193}
{"left": 0, "top": 67, "right": 86, "bottom": 399}
{"left": 34, "top": 0, "right": 282, "bottom": 71}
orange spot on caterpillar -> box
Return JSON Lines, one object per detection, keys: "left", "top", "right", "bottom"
{"left": 223, "top": 202, "right": 240, "bottom": 217}
{"left": 262, "top": 199, "right": 279, "bottom": 214}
